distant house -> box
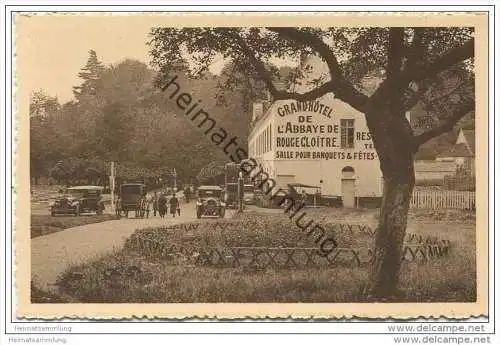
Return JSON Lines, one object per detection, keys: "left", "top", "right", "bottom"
{"left": 435, "top": 128, "right": 475, "bottom": 176}
{"left": 414, "top": 160, "right": 457, "bottom": 182}
{"left": 414, "top": 128, "right": 475, "bottom": 183}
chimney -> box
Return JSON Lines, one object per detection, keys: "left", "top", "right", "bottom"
{"left": 252, "top": 102, "right": 264, "bottom": 124}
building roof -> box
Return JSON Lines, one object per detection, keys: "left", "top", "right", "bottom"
{"left": 462, "top": 129, "right": 475, "bottom": 154}
{"left": 414, "top": 161, "right": 456, "bottom": 173}
{"left": 67, "top": 185, "right": 104, "bottom": 190}
{"left": 288, "top": 183, "right": 321, "bottom": 189}
{"left": 437, "top": 143, "right": 474, "bottom": 158}
{"left": 197, "top": 185, "right": 222, "bottom": 191}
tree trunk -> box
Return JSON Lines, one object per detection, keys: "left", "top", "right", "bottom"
{"left": 363, "top": 98, "right": 416, "bottom": 299}
{"left": 367, "top": 174, "right": 414, "bottom": 298}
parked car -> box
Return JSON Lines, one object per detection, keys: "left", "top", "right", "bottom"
{"left": 243, "top": 184, "right": 255, "bottom": 205}
{"left": 49, "top": 185, "right": 105, "bottom": 216}
{"left": 196, "top": 185, "right": 226, "bottom": 218}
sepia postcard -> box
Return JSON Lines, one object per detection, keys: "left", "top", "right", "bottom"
{"left": 13, "top": 11, "right": 489, "bottom": 319}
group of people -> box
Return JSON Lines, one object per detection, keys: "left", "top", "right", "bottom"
{"left": 115, "top": 191, "right": 181, "bottom": 218}
{"left": 154, "top": 191, "right": 181, "bottom": 218}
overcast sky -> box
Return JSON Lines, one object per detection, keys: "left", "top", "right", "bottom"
{"left": 15, "top": 14, "right": 228, "bottom": 103}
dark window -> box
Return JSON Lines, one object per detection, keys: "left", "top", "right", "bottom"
{"left": 198, "top": 190, "right": 221, "bottom": 198}
{"left": 340, "top": 119, "right": 355, "bottom": 149}
{"left": 84, "top": 190, "right": 100, "bottom": 198}
{"left": 121, "top": 185, "right": 143, "bottom": 195}
{"left": 341, "top": 166, "right": 355, "bottom": 173}
{"left": 226, "top": 183, "right": 238, "bottom": 193}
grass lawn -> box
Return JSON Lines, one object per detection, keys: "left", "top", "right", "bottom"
{"left": 31, "top": 282, "right": 69, "bottom": 303}
{"left": 31, "top": 214, "right": 118, "bottom": 238}
{"left": 51, "top": 208, "right": 476, "bottom": 303}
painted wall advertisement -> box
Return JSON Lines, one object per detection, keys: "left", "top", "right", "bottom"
{"left": 274, "top": 100, "right": 377, "bottom": 161}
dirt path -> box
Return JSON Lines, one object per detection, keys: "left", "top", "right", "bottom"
{"left": 31, "top": 202, "right": 232, "bottom": 292}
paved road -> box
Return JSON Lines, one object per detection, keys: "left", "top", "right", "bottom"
{"left": 31, "top": 201, "right": 234, "bottom": 292}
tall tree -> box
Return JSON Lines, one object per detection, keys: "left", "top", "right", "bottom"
{"left": 149, "top": 27, "right": 475, "bottom": 298}
{"left": 29, "top": 90, "right": 61, "bottom": 183}
{"left": 72, "top": 49, "right": 106, "bottom": 100}
{"left": 29, "top": 90, "right": 60, "bottom": 119}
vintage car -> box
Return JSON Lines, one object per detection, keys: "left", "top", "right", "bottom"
{"left": 49, "top": 185, "right": 105, "bottom": 216}
{"left": 119, "top": 183, "right": 147, "bottom": 218}
{"left": 196, "top": 185, "right": 226, "bottom": 218}
{"left": 243, "top": 184, "right": 256, "bottom": 205}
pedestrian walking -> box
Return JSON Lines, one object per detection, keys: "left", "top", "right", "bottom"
{"left": 115, "top": 196, "right": 122, "bottom": 218}
{"left": 144, "top": 194, "right": 153, "bottom": 218}
{"left": 158, "top": 193, "right": 167, "bottom": 218}
{"left": 169, "top": 193, "right": 179, "bottom": 218}
{"left": 152, "top": 192, "right": 158, "bottom": 216}
{"left": 301, "top": 190, "right": 308, "bottom": 208}
{"left": 135, "top": 197, "right": 141, "bottom": 218}
{"left": 184, "top": 186, "right": 191, "bottom": 203}
{"left": 139, "top": 195, "right": 147, "bottom": 218}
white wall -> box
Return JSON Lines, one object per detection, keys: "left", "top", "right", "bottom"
{"left": 415, "top": 171, "right": 454, "bottom": 182}
{"left": 248, "top": 97, "right": 383, "bottom": 197}
{"left": 273, "top": 159, "right": 382, "bottom": 197}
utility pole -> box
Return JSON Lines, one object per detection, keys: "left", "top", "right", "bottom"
{"left": 238, "top": 171, "right": 244, "bottom": 213}
{"left": 110, "top": 161, "right": 115, "bottom": 212}
{"left": 224, "top": 164, "right": 227, "bottom": 187}
{"left": 173, "top": 168, "right": 177, "bottom": 192}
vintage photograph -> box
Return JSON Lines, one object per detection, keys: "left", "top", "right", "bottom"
{"left": 14, "top": 12, "right": 488, "bottom": 318}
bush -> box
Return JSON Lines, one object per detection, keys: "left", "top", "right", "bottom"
{"left": 444, "top": 173, "right": 475, "bottom": 191}
{"left": 54, "top": 213, "right": 476, "bottom": 303}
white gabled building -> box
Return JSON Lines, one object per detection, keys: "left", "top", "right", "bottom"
{"left": 247, "top": 56, "right": 402, "bottom": 207}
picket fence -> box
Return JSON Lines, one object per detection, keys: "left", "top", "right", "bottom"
{"left": 410, "top": 190, "right": 475, "bottom": 210}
